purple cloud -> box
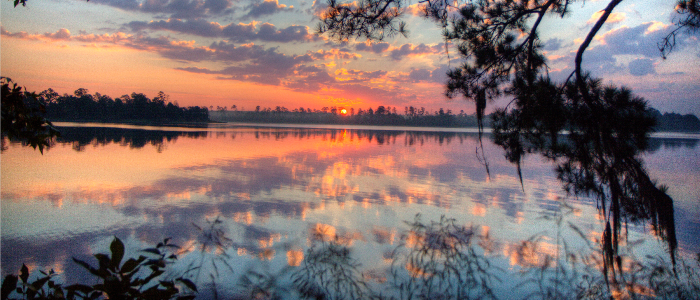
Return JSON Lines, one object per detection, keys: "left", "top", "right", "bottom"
{"left": 543, "top": 38, "right": 564, "bottom": 52}
{"left": 549, "top": 22, "right": 676, "bottom": 77}
{"left": 286, "top": 68, "right": 336, "bottom": 92}
{"left": 628, "top": 58, "right": 657, "bottom": 76}
{"left": 244, "top": 0, "right": 294, "bottom": 18}
{"left": 127, "top": 19, "right": 320, "bottom": 43}
{"left": 355, "top": 42, "right": 390, "bottom": 53}
{"left": 1, "top": 27, "right": 72, "bottom": 41}
{"left": 177, "top": 48, "right": 314, "bottom": 85}
{"left": 404, "top": 65, "right": 449, "bottom": 84}
{"left": 95, "top": 0, "right": 235, "bottom": 19}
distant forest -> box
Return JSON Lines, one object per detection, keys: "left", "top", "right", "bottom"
{"left": 34, "top": 87, "right": 699, "bottom": 132}
{"left": 209, "top": 105, "right": 481, "bottom": 128}
{"left": 647, "top": 108, "right": 700, "bottom": 133}
{"left": 209, "top": 105, "right": 700, "bottom": 133}
{"left": 39, "top": 88, "right": 209, "bottom": 123}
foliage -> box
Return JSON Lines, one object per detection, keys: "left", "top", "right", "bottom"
{"left": 660, "top": 0, "right": 700, "bottom": 58}
{"left": 643, "top": 253, "right": 700, "bottom": 299}
{"left": 291, "top": 235, "right": 371, "bottom": 300}
{"left": 38, "top": 88, "right": 209, "bottom": 123}
{"left": 318, "top": 0, "right": 698, "bottom": 133}
{"left": 509, "top": 197, "right": 700, "bottom": 300}
{"left": 491, "top": 76, "right": 679, "bottom": 284}
{"left": 1, "top": 266, "right": 66, "bottom": 300}
{"left": 1, "top": 237, "right": 196, "bottom": 300}
{"left": 238, "top": 262, "right": 294, "bottom": 300}
{"left": 4, "top": 215, "right": 700, "bottom": 300}
{"left": 388, "top": 215, "right": 498, "bottom": 300}
{"left": 181, "top": 217, "right": 235, "bottom": 298}
{"left": 1, "top": 77, "right": 60, "bottom": 154}
{"left": 318, "top": 0, "right": 407, "bottom": 41}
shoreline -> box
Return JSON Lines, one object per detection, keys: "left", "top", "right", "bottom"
{"left": 51, "top": 120, "right": 700, "bottom": 138}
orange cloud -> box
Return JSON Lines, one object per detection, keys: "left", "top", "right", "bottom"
{"left": 587, "top": 11, "right": 625, "bottom": 24}
{"left": 287, "top": 250, "right": 304, "bottom": 266}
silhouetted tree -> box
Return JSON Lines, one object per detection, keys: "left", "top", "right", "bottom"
{"left": 661, "top": 0, "right": 700, "bottom": 57}
{"left": 319, "top": 0, "right": 696, "bottom": 132}
{"left": 1, "top": 77, "right": 59, "bottom": 153}
{"left": 376, "top": 105, "right": 387, "bottom": 115}
{"left": 319, "top": 0, "right": 690, "bottom": 289}
{"left": 74, "top": 88, "right": 90, "bottom": 98}
{"left": 491, "top": 77, "right": 678, "bottom": 284}
{"left": 40, "top": 89, "right": 208, "bottom": 123}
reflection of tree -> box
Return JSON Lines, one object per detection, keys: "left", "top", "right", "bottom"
{"left": 492, "top": 78, "right": 678, "bottom": 285}
{"left": 45, "top": 125, "right": 487, "bottom": 152}
{"left": 50, "top": 125, "right": 208, "bottom": 152}
{"left": 646, "top": 138, "right": 699, "bottom": 153}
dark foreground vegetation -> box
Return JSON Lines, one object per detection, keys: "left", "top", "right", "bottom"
{"left": 1, "top": 77, "right": 59, "bottom": 153}
{"left": 3, "top": 215, "right": 700, "bottom": 300}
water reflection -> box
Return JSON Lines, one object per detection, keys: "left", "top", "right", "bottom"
{"left": 1, "top": 123, "right": 699, "bottom": 298}
{"left": 54, "top": 125, "right": 209, "bottom": 152}
{"left": 491, "top": 81, "right": 691, "bottom": 295}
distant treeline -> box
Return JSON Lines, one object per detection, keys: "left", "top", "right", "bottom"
{"left": 211, "top": 106, "right": 700, "bottom": 132}
{"left": 648, "top": 108, "right": 700, "bottom": 132}
{"left": 210, "top": 105, "right": 482, "bottom": 128}
{"left": 38, "top": 88, "right": 209, "bottom": 123}
{"left": 31, "top": 87, "right": 699, "bottom": 132}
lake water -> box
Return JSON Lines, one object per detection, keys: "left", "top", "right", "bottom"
{"left": 2, "top": 122, "right": 699, "bottom": 299}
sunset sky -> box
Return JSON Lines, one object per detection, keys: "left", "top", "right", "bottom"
{"left": 1, "top": 0, "right": 698, "bottom": 114}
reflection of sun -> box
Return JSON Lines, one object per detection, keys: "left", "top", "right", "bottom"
{"left": 340, "top": 108, "right": 348, "bottom": 115}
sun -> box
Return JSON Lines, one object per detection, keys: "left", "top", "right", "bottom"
{"left": 340, "top": 108, "right": 348, "bottom": 115}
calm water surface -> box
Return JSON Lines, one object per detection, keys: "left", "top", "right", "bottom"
{"left": 2, "top": 122, "right": 699, "bottom": 298}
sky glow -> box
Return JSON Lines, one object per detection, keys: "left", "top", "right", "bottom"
{"left": 1, "top": 0, "right": 698, "bottom": 114}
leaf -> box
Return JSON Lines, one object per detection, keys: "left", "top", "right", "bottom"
{"left": 66, "top": 283, "right": 94, "bottom": 295}
{"left": 141, "top": 269, "right": 165, "bottom": 286}
{"left": 19, "top": 264, "right": 29, "bottom": 283}
{"left": 28, "top": 276, "right": 51, "bottom": 293}
{"left": 160, "top": 280, "right": 175, "bottom": 289}
{"left": 94, "top": 253, "right": 111, "bottom": 273}
{"left": 1, "top": 275, "right": 18, "bottom": 300}
{"left": 72, "top": 258, "right": 102, "bottom": 277}
{"left": 177, "top": 278, "right": 198, "bottom": 292}
{"left": 121, "top": 257, "right": 145, "bottom": 274}
{"left": 110, "top": 237, "right": 125, "bottom": 270}
{"left": 141, "top": 248, "right": 162, "bottom": 255}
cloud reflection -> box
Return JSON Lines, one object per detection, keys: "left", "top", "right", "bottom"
{"left": 2, "top": 124, "right": 698, "bottom": 291}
